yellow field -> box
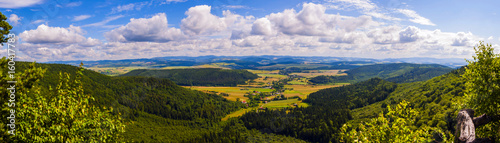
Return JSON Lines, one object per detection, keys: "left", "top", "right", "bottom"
{"left": 184, "top": 86, "right": 274, "bottom": 101}
{"left": 289, "top": 70, "right": 347, "bottom": 78}
{"left": 183, "top": 69, "right": 347, "bottom": 121}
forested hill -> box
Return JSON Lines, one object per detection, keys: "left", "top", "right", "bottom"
{"left": 305, "top": 67, "right": 467, "bottom": 139}
{"left": 13, "top": 62, "right": 313, "bottom": 142}
{"left": 351, "top": 67, "right": 466, "bottom": 133}
{"left": 15, "top": 62, "right": 243, "bottom": 121}
{"left": 120, "top": 68, "right": 259, "bottom": 86}
{"left": 309, "top": 63, "right": 453, "bottom": 84}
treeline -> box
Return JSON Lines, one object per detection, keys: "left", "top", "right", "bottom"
{"left": 305, "top": 78, "right": 397, "bottom": 109}
{"left": 120, "top": 68, "right": 259, "bottom": 86}
{"left": 309, "top": 63, "right": 453, "bottom": 84}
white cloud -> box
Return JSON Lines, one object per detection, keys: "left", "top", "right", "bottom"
{"left": 224, "top": 5, "right": 249, "bottom": 9}
{"left": 487, "top": 36, "right": 493, "bottom": 40}
{"left": 451, "top": 32, "right": 473, "bottom": 46}
{"left": 326, "top": 0, "right": 400, "bottom": 21}
{"left": 251, "top": 18, "right": 273, "bottom": 35}
{"left": 162, "top": 0, "right": 188, "bottom": 3}
{"left": 105, "top": 13, "right": 186, "bottom": 42}
{"left": 16, "top": 3, "right": 490, "bottom": 62}
{"left": 83, "top": 15, "right": 124, "bottom": 27}
{"left": 397, "top": 9, "right": 435, "bottom": 26}
{"left": 399, "top": 26, "right": 421, "bottom": 43}
{"left": 329, "top": 0, "right": 377, "bottom": 11}
{"left": 8, "top": 14, "right": 22, "bottom": 26}
{"left": 20, "top": 24, "right": 86, "bottom": 44}
{"left": 31, "top": 19, "right": 47, "bottom": 25}
{"left": 0, "top": 0, "right": 44, "bottom": 8}
{"left": 66, "top": 1, "right": 82, "bottom": 7}
{"left": 72, "top": 15, "right": 91, "bottom": 21}
{"left": 18, "top": 24, "right": 104, "bottom": 62}
{"left": 367, "top": 25, "right": 400, "bottom": 44}
{"left": 181, "top": 5, "right": 227, "bottom": 36}
{"left": 111, "top": 2, "right": 149, "bottom": 13}
{"left": 112, "top": 4, "right": 134, "bottom": 13}
{"left": 266, "top": 3, "right": 377, "bottom": 37}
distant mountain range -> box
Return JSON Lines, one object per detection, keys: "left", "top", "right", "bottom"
{"left": 47, "top": 55, "right": 468, "bottom": 69}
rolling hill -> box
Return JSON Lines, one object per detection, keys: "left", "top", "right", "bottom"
{"left": 309, "top": 63, "right": 453, "bottom": 84}
{"left": 119, "top": 68, "right": 259, "bottom": 86}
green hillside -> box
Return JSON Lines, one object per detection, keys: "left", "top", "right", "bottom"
{"left": 120, "top": 68, "right": 259, "bottom": 86}
{"left": 10, "top": 62, "right": 308, "bottom": 142}
{"left": 351, "top": 67, "right": 465, "bottom": 133}
{"left": 309, "top": 63, "right": 453, "bottom": 84}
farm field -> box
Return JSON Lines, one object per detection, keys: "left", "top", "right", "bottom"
{"left": 184, "top": 69, "right": 348, "bottom": 121}
{"left": 184, "top": 86, "right": 274, "bottom": 101}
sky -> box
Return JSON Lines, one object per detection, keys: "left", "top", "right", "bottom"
{"left": 1, "top": 0, "right": 500, "bottom": 62}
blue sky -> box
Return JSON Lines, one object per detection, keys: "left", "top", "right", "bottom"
{"left": 1, "top": 0, "right": 500, "bottom": 62}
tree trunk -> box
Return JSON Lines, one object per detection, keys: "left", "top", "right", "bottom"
{"left": 455, "top": 109, "right": 495, "bottom": 143}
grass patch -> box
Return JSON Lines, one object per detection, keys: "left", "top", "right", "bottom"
{"left": 288, "top": 81, "right": 308, "bottom": 85}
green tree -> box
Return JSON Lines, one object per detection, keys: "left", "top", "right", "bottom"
{"left": 462, "top": 41, "right": 500, "bottom": 139}
{"left": 0, "top": 12, "right": 13, "bottom": 44}
{"left": 0, "top": 59, "right": 125, "bottom": 142}
{"left": 340, "top": 100, "right": 450, "bottom": 142}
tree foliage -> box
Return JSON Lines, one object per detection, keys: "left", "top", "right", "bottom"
{"left": 0, "top": 59, "right": 125, "bottom": 142}
{"left": 0, "top": 12, "right": 12, "bottom": 44}
{"left": 462, "top": 41, "right": 500, "bottom": 139}
{"left": 340, "top": 100, "right": 450, "bottom": 143}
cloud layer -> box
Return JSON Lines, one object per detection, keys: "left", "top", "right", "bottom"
{"left": 15, "top": 2, "right": 486, "bottom": 62}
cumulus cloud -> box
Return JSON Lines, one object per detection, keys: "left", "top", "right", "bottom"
{"left": 397, "top": 9, "right": 436, "bottom": 26}
{"left": 265, "top": 3, "right": 377, "bottom": 37}
{"left": 367, "top": 25, "right": 400, "bottom": 44}
{"left": 451, "top": 32, "right": 473, "bottom": 46}
{"left": 72, "top": 15, "right": 91, "bottom": 21}
{"left": 181, "top": 5, "right": 227, "bottom": 36}
{"left": 0, "top": 0, "right": 44, "bottom": 8}
{"left": 18, "top": 24, "right": 104, "bottom": 62}
{"left": 251, "top": 18, "right": 273, "bottom": 35}
{"left": 16, "top": 3, "right": 490, "bottom": 62}
{"left": 8, "top": 14, "right": 22, "bottom": 26}
{"left": 399, "top": 26, "right": 421, "bottom": 43}
{"left": 20, "top": 24, "right": 86, "bottom": 44}
{"left": 105, "top": 13, "right": 186, "bottom": 42}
